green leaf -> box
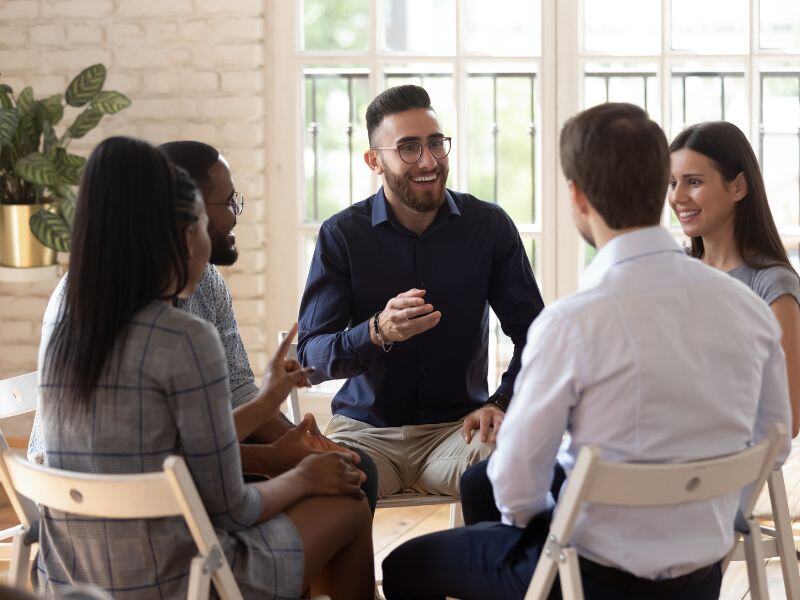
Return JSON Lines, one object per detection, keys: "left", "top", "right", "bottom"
{"left": 0, "top": 108, "right": 18, "bottom": 146}
{"left": 91, "top": 90, "right": 131, "bottom": 115}
{"left": 16, "top": 87, "right": 34, "bottom": 115}
{"left": 53, "top": 148, "right": 85, "bottom": 185}
{"left": 15, "top": 152, "right": 61, "bottom": 186}
{"left": 0, "top": 84, "right": 12, "bottom": 109}
{"left": 65, "top": 64, "right": 106, "bottom": 107}
{"left": 42, "top": 120, "right": 58, "bottom": 154}
{"left": 29, "top": 209, "right": 71, "bottom": 252}
{"left": 40, "top": 94, "right": 64, "bottom": 125}
{"left": 59, "top": 196, "right": 76, "bottom": 227}
{"left": 67, "top": 106, "right": 103, "bottom": 139}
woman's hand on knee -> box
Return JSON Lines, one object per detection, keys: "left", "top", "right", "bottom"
{"left": 294, "top": 452, "right": 367, "bottom": 499}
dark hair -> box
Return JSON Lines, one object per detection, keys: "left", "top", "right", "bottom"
{"left": 45, "top": 137, "right": 201, "bottom": 408}
{"left": 670, "top": 121, "right": 790, "bottom": 268}
{"left": 366, "top": 85, "right": 433, "bottom": 146}
{"left": 159, "top": 140, "right": 220, "bottom": 191}
{"left": 560, "top": 102, "right": 670, "bottom": 229}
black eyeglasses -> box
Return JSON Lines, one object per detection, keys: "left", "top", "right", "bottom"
{"left": 207, "top": 191, "right": 245, "bottom": 216}
{"left": 371, "top": 137, "right": 452, "bottom": 164}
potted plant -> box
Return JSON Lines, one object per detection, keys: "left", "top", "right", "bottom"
{"left": 0, "top": 64, "right": 131, "bottom": 268}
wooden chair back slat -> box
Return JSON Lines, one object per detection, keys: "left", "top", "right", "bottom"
{"left": 2, "top": 450, "right": 181, "bottom": 519}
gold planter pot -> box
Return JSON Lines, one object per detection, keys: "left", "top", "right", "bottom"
{"left": 0, "top": 203, "right": 59, "bottom": 268}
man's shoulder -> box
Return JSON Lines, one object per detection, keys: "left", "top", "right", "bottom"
{"left": 321, "top": 196, "right": 375, "bottom": 232}
{"left": 449, "top": 190, "right": 508, "bottom": 217}
{"left": 180, "top": 264, "right": 232, "bottom": 323}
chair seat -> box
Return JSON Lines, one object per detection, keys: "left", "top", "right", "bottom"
{"left": 377, "top": 491, "right": 459, "bottom": 509}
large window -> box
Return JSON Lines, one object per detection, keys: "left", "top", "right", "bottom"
{"left": 266, "top": 0, "right": 800, "bottom": 388}
{"left": 579, "top": 0, "right": 800, "bottom": 266}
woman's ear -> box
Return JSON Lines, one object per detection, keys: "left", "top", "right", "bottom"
{"left": 184, "top": 224, "right": 196, "bottom": 259}
{"left": 731, "top": 172, "right": 748, "bottom": 203}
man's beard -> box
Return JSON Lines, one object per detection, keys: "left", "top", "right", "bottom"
{"left": 383, "top": 164, "right": 448, "bottom": 213}
{"left": 209, "top": 224, "right": 238, "bottom": 266}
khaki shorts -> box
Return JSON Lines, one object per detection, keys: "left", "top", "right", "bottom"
{"left": 323, "top": 414, "right": 494, "bottom": 498}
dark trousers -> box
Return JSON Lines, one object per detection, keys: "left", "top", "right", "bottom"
{"left": 460, "top": 458, "right": 566, "bottom": 525}
{"left": 381, "top": 511, "right": 723, "bottom": 600}
{"left": 350, "top": 445, "right": 379, "bottom": 513}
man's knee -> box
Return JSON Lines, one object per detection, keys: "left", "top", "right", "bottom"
{"left": 465, "top": 435, "right": 494, "bottom": 463}
{"left": 460, "top": 457, "right": 490, "bottom": 494}
{"left": 350, "top": 446, "right": 379, "bottom": 513}
{"left": 382, "top": 536, "right": 432, "bottom": 599}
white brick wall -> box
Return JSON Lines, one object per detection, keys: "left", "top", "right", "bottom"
{"left": 0, "top": 0, "right": 268, "bottom": 378}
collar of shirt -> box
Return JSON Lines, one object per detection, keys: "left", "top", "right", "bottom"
{"left": 579, "top": 226, "right": 683, "bottom": 291}
{"left": 370, "top": 186, "right": 461, "bottom": 236}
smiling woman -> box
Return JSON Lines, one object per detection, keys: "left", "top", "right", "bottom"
{"left": 668, "top": 121, "right": 800, "bottom": 436}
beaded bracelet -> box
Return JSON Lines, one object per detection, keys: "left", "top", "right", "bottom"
{"left": 372, "top": 310, "right": 393, "bottom": 352}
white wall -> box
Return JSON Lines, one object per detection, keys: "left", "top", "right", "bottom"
{"left": 0, "top": 0, "right": 271, "bottom": 378}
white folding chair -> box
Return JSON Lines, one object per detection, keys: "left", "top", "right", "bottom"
{"left": 0, "top": 372, "right": 39, "bottom": 563}
{"left": 726, "top": 467, "right": 800, "bottom": 599}
{"left": 0, "top": 433, "right": 243, "bottom": 599}
{"left": 280, "top": 333, "right": 463, "bottom": 528}
{"left": 524, "top": 424, "right": 786, "bottom": 600}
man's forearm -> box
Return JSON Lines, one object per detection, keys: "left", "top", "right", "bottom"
{"left": 298, "top": 320, "right": 379, "bottom": 383}
{"left": 239, "top": 441, "right": 296, "bottom": 478}
{"left": 246, "top": 412, "right": 294, "bottom": 444}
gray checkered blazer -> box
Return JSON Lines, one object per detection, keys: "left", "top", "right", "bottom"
{"left": 34, "top": 301, "right": 303, "bottom": 599}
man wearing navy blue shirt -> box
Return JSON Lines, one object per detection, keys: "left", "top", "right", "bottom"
{"left": 298, "top": 85, "right": 544, "bottom": 498}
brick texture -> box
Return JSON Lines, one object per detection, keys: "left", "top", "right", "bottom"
{"left": 0, "top": 1, "right": 268, "bottom": 378}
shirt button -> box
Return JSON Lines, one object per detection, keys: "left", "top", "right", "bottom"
{"left": 420, "top": 281, "right": 426, "bottom": 287}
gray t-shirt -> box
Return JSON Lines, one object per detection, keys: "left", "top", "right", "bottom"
{"left": 727, "top": 263, "right": 800, "bottom": 307}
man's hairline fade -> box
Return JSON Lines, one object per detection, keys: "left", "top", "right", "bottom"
{"left": 366, "top": 85, "right": 436, "bottom": 147}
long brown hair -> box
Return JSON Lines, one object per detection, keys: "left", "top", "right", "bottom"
{"left": 670, "top": 121, "right": 790, "bottom": 269}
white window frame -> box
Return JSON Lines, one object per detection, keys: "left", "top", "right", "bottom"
{"left": 264, "top": 0, "right": 800, "bottom": 352}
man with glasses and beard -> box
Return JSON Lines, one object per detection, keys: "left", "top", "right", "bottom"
{"left": 297, "top": 85, "right": 544, "bottom": 500}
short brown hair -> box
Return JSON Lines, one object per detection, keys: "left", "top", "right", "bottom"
{"left": 366, "top": 85, "right": 433, "bottom": 146}
{"left": 560, "top": 103, "right": 669, "bottom": 229}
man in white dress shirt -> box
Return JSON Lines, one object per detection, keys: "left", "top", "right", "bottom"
{"left": 380, "top": 102, "right": 792, "bottom": 600}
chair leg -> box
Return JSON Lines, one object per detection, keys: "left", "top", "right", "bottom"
{"left": 449, "top": 502, "right": 464, "bottom": 528}
{"left": 767, "top": 469, "right": 800, "bottom": 600}
{"left": 8, "top": 532, "right": 30, "bottom": 589}
{"left": 744, "top": 517, "right": 770, "bottom": 600}
{"left": 524, "top": 555, "right": 558, "bottom": 600}
{"left": 187, "top": 556, "right": 211, "bottom": 600}
{"left": 558, "top": 548, "right": 585, "bottom": 600}
{"left": 211, "top": 562, "right": 244, "bottom": 600}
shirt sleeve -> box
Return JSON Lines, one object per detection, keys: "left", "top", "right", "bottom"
{"left": 208, "top": 266, "right": 258, "bottom": 409}
{"left": 487, "top": 308, "right": 580, "bottom": 527}
{"left": 167, "top": 318, "right": 262, "bottom": 531}
{"left": 487, "top": 208, "right": 545, "bottom": 399}
{"left": 757, "top": 266, "right": 800, "bottom": 308}
{"left": 753, "top": 322, "right": 792, "bottom": 465}
{"left": 297, "top": 222, "right": 380, "bottom": 382}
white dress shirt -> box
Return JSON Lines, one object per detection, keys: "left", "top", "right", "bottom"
{"left": 487, "top": 226, "right": 791, "bottom": 579}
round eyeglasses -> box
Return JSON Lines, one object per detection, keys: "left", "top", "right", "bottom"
{"left": 207, "top": 191, "right": 245, "bottom": 216}
{"left": 371, "top": 137, "right": 452, "bottom": 165}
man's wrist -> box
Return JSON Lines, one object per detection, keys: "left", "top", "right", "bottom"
{"left": 485, "top": 392, "right": 510, "bottom": 412}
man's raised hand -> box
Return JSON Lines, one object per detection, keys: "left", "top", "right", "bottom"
{"left": 372, "top": 288, "right": 441, "bottom": 345}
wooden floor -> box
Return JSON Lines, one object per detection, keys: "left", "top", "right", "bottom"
{"left": 372, "top": 438, "right": 800, "bottom": 598}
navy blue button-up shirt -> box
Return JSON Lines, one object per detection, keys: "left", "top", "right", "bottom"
{"left": 297, "top": 188, "right": 544, "bottom": 427}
